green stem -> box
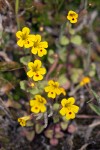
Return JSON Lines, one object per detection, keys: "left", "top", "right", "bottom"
{"left": 15, "top": 0, "right": 20, "bottom": 30}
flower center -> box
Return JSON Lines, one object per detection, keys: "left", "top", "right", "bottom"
{"left": 21, "top": 33, "right": 28, "bottom": 40}
{"left": 69, "top": 112, "right": 72, "bottom": 115}
{"left": 34, "top": 40, "right": 40, "bottom": 47}
{"left": 38, "top": 99, "right": 43, "bottom": 103}
{"left": 65, "top": 103, "right": 71, "bottom": 108}
{"left": 32, "top": 65, "right": 39, "bottom": 72}
{"left": 70, "top": 13, "right": 75, "bottom": 17}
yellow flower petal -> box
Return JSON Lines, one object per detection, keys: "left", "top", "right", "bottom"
{"left": 55, "top": 88, "right": 61, "bottom": 95}
{"left": 70, "top": 18, "right": 77, "bottom": 23}
{"left": 17, "top": 39, "right": 24, "bottom": 47}
{"left": 34, "top": 59, "right": 42, "bottom": 68}
{"left": 22, "top": 27, "right": 30, "bottom": 35}
{"left": 44, "top": 86, "right": 51, "bottom": 92}
{"left": 48, "top": 91, "right": 56, "bottom": 98}
{"left": 55, "top": 82, "right": 59, "bottom": 87}
{"left": 41, "top": 97, "right": 47, "bottom": 104}
{"left": 30, "top": 100, "right": 37, "bottom": 106}
{"left": 16, "top": 31, "right": 22, "bottom": 38}
{"left": 39, "top": 68, "right": 46, "bottom": 75}
{"left": 24, "top": 40, "right": 33, "bottom": 48}
{"left": 31, "top": 47, "right": 38, "bottom": 55}
{"left": 59, "top": 107, "right": 66, "bottom": 116}
{"left": 61, "top": 99, "right": 68, "bottom": 107}
{"left": 27, "top": 70, "right": 34, "bottom": 78}
{"left": 18, "top": 119, "right": 26, "bottom": 126}
{"left": 68, "top": 10, "right": 78, "bottom": 19}
{"left": 33, "top": 73, "right": 43, "bottom": 81}
{"left": 71, "top": 105, "right": 79, "bottom": 113}
{"left": 68, "top": 97, "right": 75, "bottom": 105}
{"left": 38, "top": 41, "right": 48, "bottom": 48}
{"left": 60, "top": 88, "right": 66, "bottom": 95}
{"left": 38, "top": 48, "right": 47, "bottom": 57}
{"left": 35, "top": 94, "right": 41, "bottom": 99}
{"left": 28, "top": 35, "right": 36, "bottom": 41}
{"left": 35, "top": 34, "right": 41, "bottom": 43}
{"left": 35, "top": 95, "right": 47, "bottom": 104}
{"left": 40, "top": 105, "right": 46, "bottom": 113}
{"left": 31, "top": 106, "right": 40, "bottom": 113}
{"left": 28, "top": 62, "right": 34, "bottom": 69}
{"left": 48, "top": 80, "right": 55, "bottom": 86}
{"left": 66, "top": 111, "right": 75, "bottom": 120}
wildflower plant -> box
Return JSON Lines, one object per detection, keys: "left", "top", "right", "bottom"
{"left": 16, "top": 17, "right": 79, "bottom": 142}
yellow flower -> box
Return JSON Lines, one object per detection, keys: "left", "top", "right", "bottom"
{"left": 27, "top": 60, "right": 46, "bottom": 81}
{"left": 31, "top": 34, "right": 48, "bottom": 57}
{"left": 18, "top": 116, "right": 30, "bottom": 127}
{"left": 67, "top": 10, "right": 78, "bottom": 23}
{"left": 59, "top": 97, "right": 79, "bottom": 120}
{"left": 16, "top": 27, "right": 35, "bottom": 48}
{"left": 44, "top": 80, "right": 66, "bottom": 98}
{"left": 30, "top": 95, "right": 47, "bottom": 113}
{"left": 80, "top": 77, "right": 90, "bottom": 86}
{"left": 30, "top": 82, "right": 35, "bottom": 87}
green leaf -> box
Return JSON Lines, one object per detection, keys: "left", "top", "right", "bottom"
{"left": 55, "top": 132, "right": 64, "bottom": 138}
{"left": 53, "top": 103, "right": 60, "bottom": 110}
{"left": 60, "top": 122, "right": 68, "bottom": 130}
{"left": 69, "top": 29, "right": 75, "bottom": 35}
{"left": 58, "top": 74, "right": 68, "bottom": 85}
{"left": 89, "top": 63, "right": 96, "bottom": 77}
{"left": 20, "top": 80, "right": 27, "bottom": 90}
{"left": 53, "top": 115, "right": 60, "bottom": 123}
{"left": 59, "top": 47, "right": 66, "bottom": 62}
{"left": 89, "top": 103, "right": 100, "bottom": 115}
{"left": 71, "top": 35, "right": 82, "bottom": 45}
{"left": 48, "top": 49, "right": 55, "bottom": 64}
{"left": 71, "top": 68, "right": 83, "bottom": 84}
{"left": 35, "top": 123, "right": 44, "bottom": 134}
{"left": 28, "top": 88, "right": 39, "bottom": 95}
{"left": 20, "top": 56, "right": 32, "bottom": 65}
{"left": 44, "top": 129, "right": 53, "bottom": 139}
{"left": 91, "top": 89, "right": 100, "bottom": 104}
{"left": 60, "top": 35, "right": 69, "bottom": 46}
{"left": 25, "top": 130, "right": 35, "bottom": 141}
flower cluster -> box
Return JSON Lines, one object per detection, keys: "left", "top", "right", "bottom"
{"left": 27, "top": 60, "right": 46, "bottom": 81}
{"left": 16, "top": 27, "right": 48, "bottom": 57}
{"left": 59, "top": 97, "right": 79, "bottom": 120}
{"left": 80, "top": 77, "right": 90, "bottom": 86}
{"left": 30, "top": 95, "right": 47, "bottom": 113}
{"left": 67, "top": 10, "right": 78, "bottom": 23}
{"left": 44, "top": 80, "right": 66, "bottom": 98}
{"left": 17, "top": 23, "right": 79, "bottom": 127}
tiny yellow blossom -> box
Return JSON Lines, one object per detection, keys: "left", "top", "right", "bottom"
{"left": 18, "top": 116, "right": 30, "bottom": 127}
{"left": 59, "top": 97, "right": 79, "bottom": 120}
{"left": 80, "top": 77, "right": 90, "bottom": 86}
{"left": 67, "top": 10, "right": 78, "bottom": 23}
{"left": 31, "top": 34, "right": 48, "bottom": 57}
{"left": 44, "top": 80, "right": 66, "bottom": 98}
{"left": 30, "top": 95, "right": 47, "bottom": 113}
{"left": 16, "top": 27, "right": 35, "bottom": 48}
{"left": 30, "top": 82, "right": 35, "bottom": 87}
{"left": 27, "top": 60, "right": 46, "bottom": 81}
